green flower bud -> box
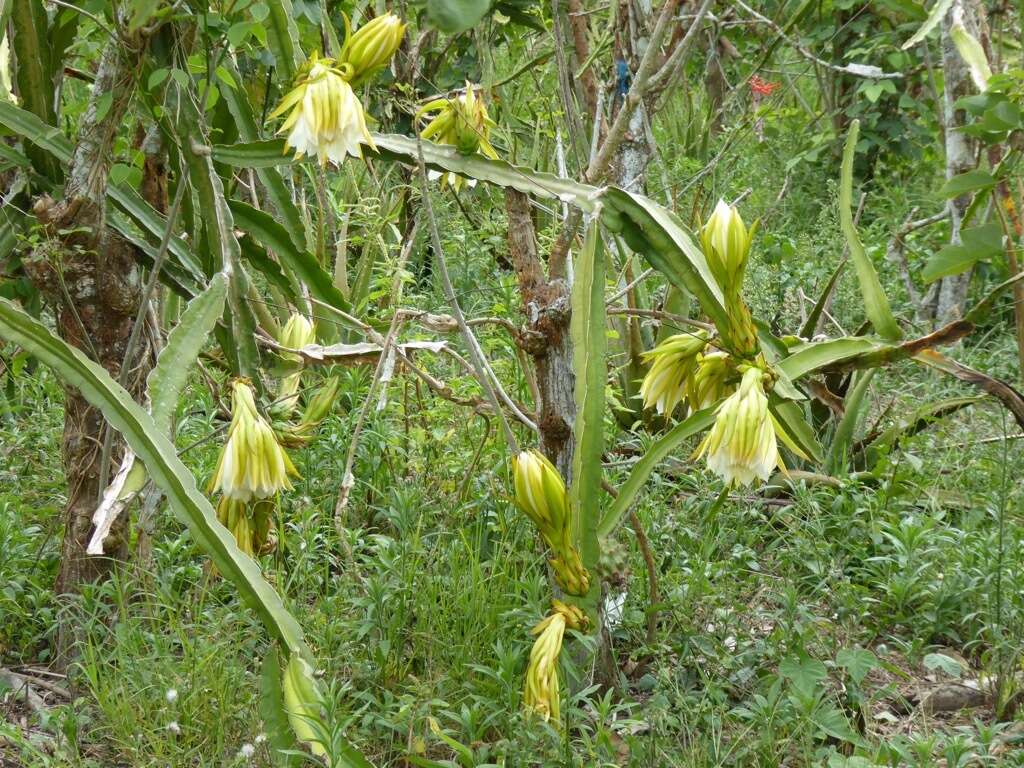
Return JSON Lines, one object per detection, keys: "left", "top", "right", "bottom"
{"left": 701, "top": 199, "right": 755, "bottom": 290}
{"left": 340, "top": 13, "right": 406, "bottom": 86}
{"left": 417, "top": 83, "right": 499, "bottom": 190}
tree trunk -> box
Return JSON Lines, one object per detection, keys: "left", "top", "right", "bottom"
{"left": 933, "top": 0, "right": 983, "bottom": 324}
{"left": 22, "top": 33, "right": 153, "bottom": 667}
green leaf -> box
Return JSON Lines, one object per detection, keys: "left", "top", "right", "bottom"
{"left": 601, "top": 188, "right": 729, "bottom": 334}
{"left": 229, "top": 200, "right": 354, "bottom": 320}
{"left": 777, "top": 337, "right": 890, "bottom": 381}
{"left": 93, "top": 91, "right": 114, "bottom": 123}
{"left": 570, "top": 221, "right": 605, "bottom": 622}
{"left": 939, "top": 169, "right": 995, "bottom": 198}
{"left": 212, "top": 136, "right": 601, "bottom": 212}
{"left": 840, "top": 121, "right": 901, "bottom": 341}
{"left": 836, "top": 647, "right": 878, "bottom": 685}
{"left": 825, "top": 369, "right": 876, "bottom": 476}
{"left": 149, "top": 274, "right": 227, "bottom": 432}
{"left": 770, "top": 397, "right": 823, "bottom": 464}
{"left": 901, "top": 0, "right": 954, "bottom": 49}
{"left": 259, "top": 648, "right": 297, "bottom": 764}
{"left": 426, "top": 0, "right": 491, "bottom": 33}
{"left": 0, "top": 298, "right": 311, "bottom": 658}
{"left": 779, "top": 654, "right": 828, "bottom": 692}
{"left": 922, "top": 221, "right": 1003, "bottom": 283}
{"left": 598, "top": 408, "right": 717, "bottom": 538}
{"left": 265, "top": 0, "right": 303, "bottom": 80}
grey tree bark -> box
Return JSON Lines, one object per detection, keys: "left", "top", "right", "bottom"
{"left": 933, "top": 0, "right": 984, "bottom": 324}
{"left": 22, "top": 30, "right": 155, "bottom": 667}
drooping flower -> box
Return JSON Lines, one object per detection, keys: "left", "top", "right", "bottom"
{"left": 208, "top": 380, "right": 298, "bottom": 502}
{"left": 417, "top": 84, "right": 499, "bottom": 189}
{"left": 523, "top": 600, "right": 587, "bottom": 722}
{"left": 639, "top": 331, "right": 708, "bottom": 415}
{"left": 340, "top": 12, "right": 406, "bottom": 86}
{"left": 695, "top": 366, "right": 779, "bottom": 486}
{"left": 269, "top": 53, "right": 375, "bottom": 165}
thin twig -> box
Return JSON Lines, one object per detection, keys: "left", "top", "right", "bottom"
{"left": 414, "top": 137, "right": 523, "bottom": 452}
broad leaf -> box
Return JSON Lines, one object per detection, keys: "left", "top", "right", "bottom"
{"left": 427, "top": 0, "right": 490, "bottom": 33}
{"left": 840, "top": 121, "right": 901, "bottom": 341}
{"left": 598, "top": 408, "right": 716, "bottom": 537}
{"left": 570, "top": 221, "right": 606, "bottom": 621}
{"left": 922, "top": 222, "right": 1003, "bottom": 283}
{"left": 940, "top": 169, "right": 995, "bottom": 199}
{"left": 213, "top": 136, "right": 602, "bottom": 212}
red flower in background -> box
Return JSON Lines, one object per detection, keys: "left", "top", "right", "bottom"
{"left": 750, "top": 75, "right": 779, "bottom": 97}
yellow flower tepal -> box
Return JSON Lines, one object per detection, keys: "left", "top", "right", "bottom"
{"left": 639, "top": 330, "right": 709, "bottom": 416}
{"left": 208, "top": 380, "right": 299, "bottom": 502}
{"left": 523, "top": 600, "right": 587, "bottom": 722}
{"left": 695, "top": 366, "right": 779, "bottom": 486}
{"left": 269, "top": 53, "right": 375, "bottom": 166}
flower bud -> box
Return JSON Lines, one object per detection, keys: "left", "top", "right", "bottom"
{"left": 687, "top": 351, "right": 734, "bottom": 410}
{"left": 695, "top": 366, "right": 779, "bottom": 486}
{"left": 276, "top": 313, "right": 316, "bottom": 415}
{"left": 701, "top": 199, "right": 754, "bottom": 291}
{"left": 639, "top": 331, "right": 708, "bottom": 415}
{"left": 512, "top": 449, "right": 568, "bottom": 545}
{"left": 340, "top": 13, "right": 406, "bottom": 86}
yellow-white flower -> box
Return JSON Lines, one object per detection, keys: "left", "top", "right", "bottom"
{"left": 270, "top": 54, "right": 375, "bottom": 166}
{"left": 340, "top": 12, "right": 406, "bottom": 86}
{"left": 696, "top": 366, "right": 777, "bottom": 485}
{"left": 696, "top": 366, "right": 779, "bottom": 486}
{"left": 639, "top": 331, "right": 708, "bottom": 415}
{"left": 417, "top": 84, "right": 499, "bottom": 190}
{"left": 209, "top": 380, "right": 298, "bottom": 502}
